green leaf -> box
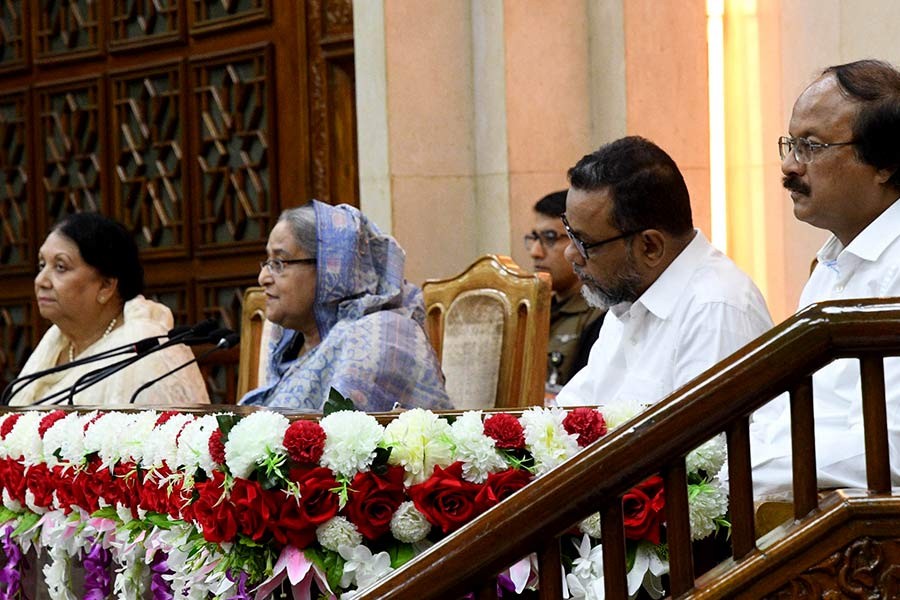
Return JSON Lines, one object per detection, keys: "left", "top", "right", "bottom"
{"left": 324, "top": 388, "right": 355, "bottom": 416}
{"left": 12, "top": 512, "right": 40, "bottom": 537}
{"left": 0, "top": 507, "right": 21, "bottom": 524}
{"left": 143, "top": 512, "right": 176, "bottom": 530}
{"left": 91, "top": 506, "right": 121, "bottom": 523}
{"left": 305, "top": 547, "right": 345, "bottom": 592}
{"left": 216, "top": 414, "right": 239, "bottom": 439}
{"left": 386, "top": 542, "right": 416, "bottom": 568}
{"left": 371, "top": 446, "right": 393, "bottom": 476}
{"left": 624, "top": 540, "right": 637, "bottom": 573}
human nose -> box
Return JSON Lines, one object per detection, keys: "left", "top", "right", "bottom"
{"left": 258, "top": 263, "right": 273, "bottom": 286}
{"left": 529, "top": 239, "right": 545, "bottom": 259}
{"left": 34, "top": 265, "right": 50, "bottom": 289}
{"left": 781, "top": 147, "right": 806, "bottom": 177}
{"left": 563, "top": 239, "right": 583, "bottom": 266}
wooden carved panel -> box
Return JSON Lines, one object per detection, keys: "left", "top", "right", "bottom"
{"left": 306, "top": 0, "right": 357, "bottom": 207}
{"left": 0, "top": 91, "right": 30, "bottom": 271}
{"left": 111, "top": 63, "right": 187, "bottom": 255}
{"left": 37, "top": 79, "right": 104, "bottom": 228}
{"left": 198, "top": 280, "right": 254, "bottom": 404}
{"left": 0, "top": 1, "right": 28, "bottom": 74}
{"left": 0, "top": 300, "right": 33, "bottom": 392}
{"left": 190, "top": 0, "right": 270, "bottom": 34}
{"left": 35, "top": 0, "right": 101, "bottom": 63}
{"left": 110, "top": 0, "right": 184, "bottom": 51}
{"left": 767, "top": 537, "right": 900, "bottom": 599}
{"left": 192, "top": 46, "right": 273, "bottom": 250}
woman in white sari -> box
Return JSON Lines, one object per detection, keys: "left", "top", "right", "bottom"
{"left": 10, "top": 213, "right": 209, "bottom": 406}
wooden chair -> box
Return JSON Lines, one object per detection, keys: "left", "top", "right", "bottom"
{"left": 422, "top": 254, "right": 552, "bottom": 409}
{"left": 236, "top": 286, "right": 271, "bottom": 400}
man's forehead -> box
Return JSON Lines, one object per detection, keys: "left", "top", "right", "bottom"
{"left": 790, "top": 74, "right": 856, "bottom": 135}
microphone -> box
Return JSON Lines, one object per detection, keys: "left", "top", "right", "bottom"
{"left": 32, "top": 319, "right": 220, "bottom": 406}
{"left": 0, "top": 325, "right": 192, "bottom": 405}
{"left": 129, "top": 329, "right": 239, "bottom": 404}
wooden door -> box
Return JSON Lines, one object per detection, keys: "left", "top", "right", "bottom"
{"left": 0, "top": 0, "right": 357, "bottom": 403}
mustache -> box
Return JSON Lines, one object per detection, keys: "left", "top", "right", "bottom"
{"left": 783, "top": 175, "right": 810, "bottom": 195}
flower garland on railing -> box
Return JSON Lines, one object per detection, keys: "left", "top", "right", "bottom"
{"left": 0, "top": 401, "right": 727, "bottom": 600}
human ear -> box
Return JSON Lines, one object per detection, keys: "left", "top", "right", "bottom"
{"left": 635, "top": 230, "right": 666, "bottom": 267}
{"left": 97, "top": 277, "right": 118, "bottom": 304}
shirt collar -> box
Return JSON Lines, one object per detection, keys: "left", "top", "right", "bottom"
{"left": 817, "top": 197, "right": 900, "bottom": 264}
{"left": 632, "top": 229, "right": 706, "bottom": 321}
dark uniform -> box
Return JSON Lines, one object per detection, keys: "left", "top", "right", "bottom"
{"left": 546, "top": 293, "right": 605, "bottom": 388}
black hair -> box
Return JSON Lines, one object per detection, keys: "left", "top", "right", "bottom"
{"left": 534, "top": 190, "right": 568, "bottom": 217}
{"left": 53, "top": 212, "right": 144, "bottom": 300}
{"left": 823, "top": 59, "right": 900, "bottom": 191}
{"left": 567, "top": 136, "right": 693, "bottom": 236}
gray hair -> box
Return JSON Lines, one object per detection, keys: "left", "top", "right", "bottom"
{"left": 278, "top": 204, "right": 317, "bottom": 257}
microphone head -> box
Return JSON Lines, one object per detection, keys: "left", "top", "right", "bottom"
{"left": 167, "top": 324, "right": 194, "bottom": 338}
{"left": 220, "top": 333, "right": 240, "bottom": 349}
{"left": 192, "top": 319, "right": 218, "bottom": 337}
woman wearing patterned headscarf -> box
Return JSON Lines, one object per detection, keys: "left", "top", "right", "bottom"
{"left": 240, "top": 201, "right": 450, "bottom": 411}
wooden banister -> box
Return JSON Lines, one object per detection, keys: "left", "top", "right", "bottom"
{"left": 356, "top": 298, "right": 900, "bottom": 599}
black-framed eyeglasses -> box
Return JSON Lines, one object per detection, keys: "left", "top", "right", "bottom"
{"left": 524, "top": 230, "right": 564, "bottom": 251}
{"left": 259, "top": 257, "right": 316, "bottom": 275}
{"left": 778, "top": 136, "right": 855, "bottom": 165}
{"left": 560, "top": 213, "right": 641, "bottom": 260}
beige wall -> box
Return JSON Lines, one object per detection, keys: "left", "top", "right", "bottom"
{"left": 355, "top": 0, "right": 900, "bottom": 322}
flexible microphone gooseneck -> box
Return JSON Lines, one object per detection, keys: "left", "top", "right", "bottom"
{"left": 128, "top": 329, "right": 240, "bottom": 404}
{"left": 33, "top": 319, "right": 218, "bottom": 406}
{"left": 0, "top": 327, "right": 191, "bottom": 405}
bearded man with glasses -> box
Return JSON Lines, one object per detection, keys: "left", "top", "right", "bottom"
{"left": 526, "top": 190, "right": 605, "bottom": 393}
{"left": 752, "top": 59, "right": 900, "bottom": 497}
{"left": 556, "top": 136, "right": 772, "bottom": 411}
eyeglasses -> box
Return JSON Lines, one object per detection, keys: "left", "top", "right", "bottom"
{"left": 259, "top": 257, "right": 316, "bottom": 275}
{"left": 778, "top": 136, "right": 855, "bottom": 164}
{"left": 524, "top": 230, "right": 564, "bottom": 251}
{"left": 560, "top": 213, "right": 641, "bottom": 260}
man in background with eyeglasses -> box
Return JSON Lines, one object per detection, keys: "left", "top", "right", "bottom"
{"left": 751, "top": 59, "right": 900, "bottom": 497}
{"left": 526, "top": 191, "right": 605, "bottom": 395}
{"left": 556, "top": 136, "right": 772, "bottom": 413}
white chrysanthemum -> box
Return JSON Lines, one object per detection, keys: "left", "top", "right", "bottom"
{"left": 689, "top": 480, "right": 729, "bottom": 540}
{"left": 141, "top": 414, "right": 195, "bottom": 469}
{"left": 88, "top": 412, "right": 148, "bottom": 467}
{"left": 2, "top": 489, "right": 22, "bottom": 512}
{"left": 449, "top": 411, "right": 506, "bottom": 483}
{"left": 578, "top": 512, "right": 602, "bottom": 538}
{"left": 117, "top": 411, "right": 160, "bottom": 465}
{"left": 389, "top": 501, "right": 431, "bottom": 543}
{"left": 0, "top": 413, "right": 19, "bottom": 459}
{"left": 520, "top": 407, "right": 580, "bottom": 476}
{"left": 224, "top": 410, "right": 289, "bottom": 479}
{"left": 175, "top": 414, "right": 221, "bottom": 475}
{"left": 4, "top": 411, "right": 43, "bottom": 465}
{"left": 601, "top": 399, "right": 643, "bottom": 430}
{"left": 42, "top": 412, "right": 85, "bottom": 466}
{"left": 338, "top": 544, "right": 392, "bottom": 590}
{"left": 316, "top": 516, "right": 363, "bottom": 552}
{"left": 382, "top": 408, "right": 453, "bottom": 485}
{"left": 320, "top": 411, "right": 384, "bottom": 479}
{"left": 686, "top": 434, "right": 727, "bottom": 477}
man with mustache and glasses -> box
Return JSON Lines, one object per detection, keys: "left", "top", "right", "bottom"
{"left": 556, "top": 136, "right": 772, "bottom": 413}
{"left": 526, "top": 190, "right": 605, "bottom": 393}
{"left": 751, "top": 60, "right": 900, "bottom": 497}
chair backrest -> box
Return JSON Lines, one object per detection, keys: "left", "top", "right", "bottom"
{"left": 422, "top": 254, "right": 551, "bottom": 409}
{"left": 236, "top": 286, "right": 272, "bottom": 400}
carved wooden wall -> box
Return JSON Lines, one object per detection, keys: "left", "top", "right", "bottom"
{"left": 0, "top": 0, "right": 357, "bottom": 403}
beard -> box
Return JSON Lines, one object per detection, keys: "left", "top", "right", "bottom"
{"left": 576, "top": 252, "right": 643, "bottom": 309}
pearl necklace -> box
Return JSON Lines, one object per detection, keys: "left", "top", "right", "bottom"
{"left": 68, "top": 316, "right": 118, "bottom": 363}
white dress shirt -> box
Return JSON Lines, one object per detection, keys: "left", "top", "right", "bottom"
{"left": 751, "top": 198, "right": 900, "bottom": 497}
{"left": 557, "top": 231, "right": 773, "bottom": 413}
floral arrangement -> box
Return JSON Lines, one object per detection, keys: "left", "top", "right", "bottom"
{"left": 0, "top": 403, "right": 726, "bottom": 600}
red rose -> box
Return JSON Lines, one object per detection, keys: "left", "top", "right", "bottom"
{"left": 0, "top": 414, "right": 21, "bottom": 439}
{"left": 24, "top": 463, "right": 55, "bottom": 509}
{"left": 53, "top": 465, "right": 79, "bottom": 513}
{"left": 477, "top": 468, "right": 533, "bottom": 508}
{"left": 483, "top": 414, "right": 525, "bottom": 450}
{"left": 622, "top": 475, "right": 666, "bottom": 545}
{"left": 38, "top": 410, "right": 67, "bottom": 438}
{"left": 344, "top": 466, "right": 406, "bottom": 540}
{"left": 563, "top": 408, "right": 608, "bottom": 447}
{"left": 190, "top": 474, "right": 238, "bottom": 543}
{"left": 268, "top": 497, "right": 316, "bottom": 549}
{"left": 283, "top": 420, "right": 326, "bottom": 464}
{"left": 290, "top": 467, "right": 340, "bottom": 525}
{"left": 408, "top": 462, "right": 484, "bottom": 534}
{"left": 230, "top": 478, "right": 276, "bottom": 541}
{"left": 208, "top": 429, "right": 226, "bottom": 465}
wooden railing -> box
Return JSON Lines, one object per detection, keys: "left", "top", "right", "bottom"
{"left": 356, "top": 298, "right": 900, "bottom": 599}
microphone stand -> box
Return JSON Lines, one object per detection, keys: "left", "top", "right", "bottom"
{"left": 129, "top": 332, "right": 239, "bottom": 404}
